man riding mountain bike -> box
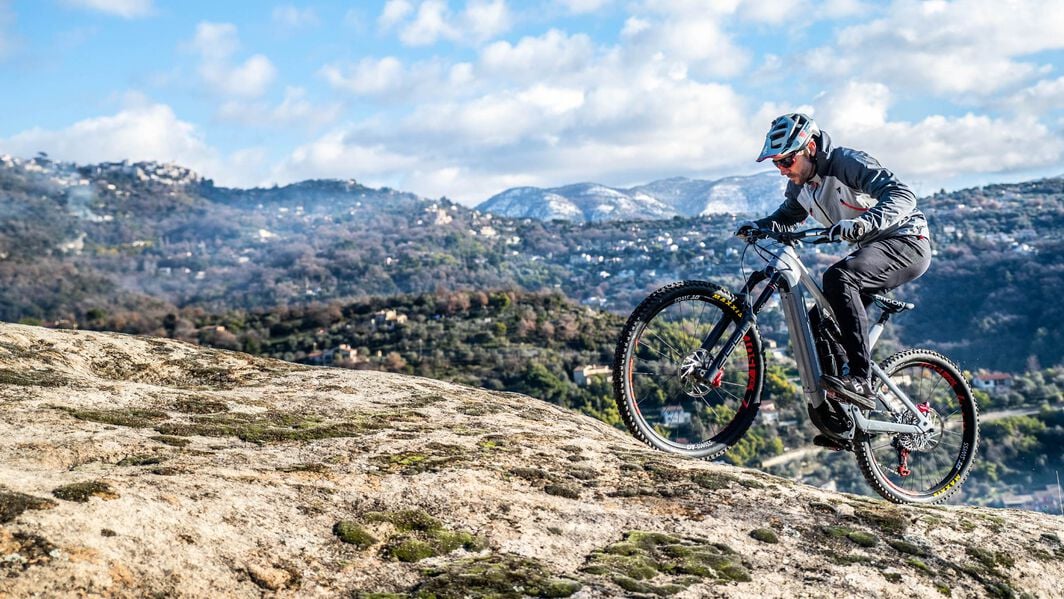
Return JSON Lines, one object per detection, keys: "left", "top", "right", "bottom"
{"left": 736, "top": 113, "right": 932, "bottom": 410}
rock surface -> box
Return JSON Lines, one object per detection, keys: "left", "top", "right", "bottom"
{"left": 1, "top": 323, "right": 1061, "bottom": 598}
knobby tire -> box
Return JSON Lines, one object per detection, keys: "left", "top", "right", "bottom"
{"left": 612, "top": 281, "right": 765, "bottom": 460}
{"left": 855, "top": 349, "right": 979, "bottom": 504}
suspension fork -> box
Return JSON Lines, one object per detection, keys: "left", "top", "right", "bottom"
{"left": 700, "top": 270, "right": 781, "bottom": 379}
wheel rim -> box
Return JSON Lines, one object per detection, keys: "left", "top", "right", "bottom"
{"left": 863, "top": 360, "right": 975, "bottom": 499}
{"left": 624, "top": 295, "right": 757, "bottom": 451}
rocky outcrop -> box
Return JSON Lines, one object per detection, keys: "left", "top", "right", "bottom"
{"left": 0, "top": 323, "right": 1061, "bottom": 597}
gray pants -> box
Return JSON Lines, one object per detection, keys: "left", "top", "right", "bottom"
{"left": 822, "top": 235, "right": 932, "bottom": 379}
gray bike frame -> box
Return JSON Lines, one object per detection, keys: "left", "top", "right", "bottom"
{"left": 759, "top": 241, "right": 935, "bottom": 440}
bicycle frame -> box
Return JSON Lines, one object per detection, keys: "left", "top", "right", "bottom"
{"left": 702, "top": 233, "right": 935, "bottom": 440}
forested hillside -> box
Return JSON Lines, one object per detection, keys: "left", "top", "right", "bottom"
{"left": 2, "top": 157, "right": 1061, "bottom": 373}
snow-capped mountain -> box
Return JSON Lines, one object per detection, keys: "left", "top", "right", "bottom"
{"left": 477, "top": 172, "right": 787, "bottom": 222}
{"left": 477, "top": 182, "right": 675, "bottom": 222}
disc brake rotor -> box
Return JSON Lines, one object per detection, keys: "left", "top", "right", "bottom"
{"left": 679, "top": 349, "right": 714, "bottom": 398}
{"left": 894, "top": 404, "right": 942, "bottom": 452}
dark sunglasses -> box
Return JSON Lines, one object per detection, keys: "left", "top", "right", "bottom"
{"left": 772, "top": 152, "right": 800, "bottom": 168}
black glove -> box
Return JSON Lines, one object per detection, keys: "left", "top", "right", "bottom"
{"left": 734, "top": 220, "right": 758, "bottom": 238}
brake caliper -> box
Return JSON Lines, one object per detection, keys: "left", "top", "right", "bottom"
{"left": 710, "top": 369, "right": 724, "bottom": 388}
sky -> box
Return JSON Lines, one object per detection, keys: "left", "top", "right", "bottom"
{"left": 0, "top": 0, "right": 1062, "bottom": 205}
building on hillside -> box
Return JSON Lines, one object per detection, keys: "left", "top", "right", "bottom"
{"left": 308, "top": 343, "right": 363, "bottom": 366}
{"left": 759, "top": 400, "right": 779, "bottom": 425}
{"left": 999, "top": 484, "right": 1062, "bottom": 513}
{"left": 573, "top": 364, "right": 611, "bottom": 385}
{"left": 373, "top": 310, "right": 408, "bottom": 326}
{"left": 972, "top": 370, "right": 1014, "bottom": 394}
{"left": 660, "top": 405, "right": 692, "bottom": 428}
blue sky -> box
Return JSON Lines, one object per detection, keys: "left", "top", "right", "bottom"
{"left": 1, "top": 0, "right": 1062, "bottom": 205}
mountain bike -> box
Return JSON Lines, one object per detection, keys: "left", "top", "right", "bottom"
{"left": 612, "top": 227, "right": 979, "bottom": 504}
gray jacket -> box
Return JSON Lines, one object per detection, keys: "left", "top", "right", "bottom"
{"left": 754, "top": 131, "right": 929, "bottom": 245}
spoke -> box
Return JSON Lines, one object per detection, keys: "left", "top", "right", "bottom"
{"left": 703, "top": 386, "right": 743, "bottom": 407}
{"left": 645, "top": 330, "right": 684, "bottom": 361}
{"left": 927, "top": 368, "right": 947, "bottom": 398}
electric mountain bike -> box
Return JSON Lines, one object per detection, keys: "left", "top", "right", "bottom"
{"left": 612, "top": 227, "right": 979, "bottom": 504}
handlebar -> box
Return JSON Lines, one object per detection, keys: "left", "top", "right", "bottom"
{"left": 741, "top": 226, "right": 840, "bottom": 245}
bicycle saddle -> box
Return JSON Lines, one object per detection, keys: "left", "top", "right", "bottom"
{"left": 866, "top": 293, "right": 915, "bottom": 314}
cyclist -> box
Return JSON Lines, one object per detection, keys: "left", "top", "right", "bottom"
{"left": 736, "top": 113, "right": 931, "bottom": 410}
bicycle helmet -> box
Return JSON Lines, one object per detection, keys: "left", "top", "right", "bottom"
{"left": 756, "top": 112, "right": 820, "bottom": 162}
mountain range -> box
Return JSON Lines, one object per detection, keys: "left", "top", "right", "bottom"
{"left": 476, "top": 172, "right": 788, "bottom": 222}
{"left": 1, "top": 154, "right": 1062, "bottom": 372}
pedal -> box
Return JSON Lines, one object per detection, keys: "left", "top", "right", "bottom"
{"left": 813, "top": 434, "right": 852, "bottom": 452}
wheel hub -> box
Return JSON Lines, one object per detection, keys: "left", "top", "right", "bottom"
{"left": 679, "top": 349, "right": 716, "bottom": 398}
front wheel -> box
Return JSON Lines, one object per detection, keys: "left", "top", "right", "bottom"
{"left": 612, "top": 281, "right": 765, "bottom": 460}
{"left": 855, "top": 349, "right": 979, "bottom": 504}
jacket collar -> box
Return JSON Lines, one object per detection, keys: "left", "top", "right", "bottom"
{"left": 813, "top": 130, "right": 835, "bottom": 178}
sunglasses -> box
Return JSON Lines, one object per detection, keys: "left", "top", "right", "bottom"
{"left": 772, "top": 151, "right": 801, "bottom": 168}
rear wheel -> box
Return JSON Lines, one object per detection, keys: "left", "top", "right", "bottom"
{"left": 855, "top": 349, "right": 979, "bottom": 504}
{"left": 612, "top": 281, "right": 764, "bottom": 460}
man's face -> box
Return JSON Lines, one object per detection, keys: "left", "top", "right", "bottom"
{"left": 773, "top": 144, "right": 816, "bottom": 185}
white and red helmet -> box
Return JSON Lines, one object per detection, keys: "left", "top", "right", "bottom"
{"left": 756, "top": 113, "right": 819, "bottom": 162}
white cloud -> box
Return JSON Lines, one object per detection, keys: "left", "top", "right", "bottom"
{"left": 736, "top": 0, "right": 869, "bottom": 24}
{"left": 271, "top": 131, "right": 421, "bottom": 187}
{"left": 1004, "top": 75, "right": 1064, "bottom": 115}
{"left": 398, "top": 0, "right": 457, "bottom": 45}
{"left": 216, "top": 87, "right": 343, "bottom": 129}
{"left": 844, "top": 114, "right": 1063, "bottom": 186}
{"left": 379, "top": 0, "right": 414, "bottom": 29}
{"left": 321, "top": 57, "right": 406, "bottom": 96}
{"left": 381, "top": 0, "right": 512, "bottom": 46}
{"left": 320, "top": 56, "right": 464, "bottom": 101}
{"left": 61, "top": 0, "right": 154, "bottom": 18}
{"left": 822, "top": 0, "right": 1064, "bottom": 98}
{"left": 272, "top": 5, "right": 319, "bottom": 30}
{"left": 188, "top": 22, "right": 276, "bottom": 98}
{"left": 283, "top": 54, "right": 757, "bottom": 201}
{"left": 779, "top": 81, "right": 1064, "bottom": 191}
{"left": 463, "top": 0, "right": 510, "bottom": 41}
{"left": 814, "top": 80, "right": 891, "bottom": 131}
{"left": 620, "top": 5, "right": 749, "bottom": 78}
{"left": 555, "top": 0, "right": 612, "bottom": 13}
{"left": 480, "top": 29, "right": 594, "bottom": 82}
{"left": 0, "top": 99, "right": 217, "bottom": 172}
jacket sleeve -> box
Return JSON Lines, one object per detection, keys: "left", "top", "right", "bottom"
{"left": 754, "top": 183, "right": 808, "bottom": 231}
{"left": 833, "top": 149, "right": 917, "bottom": 232}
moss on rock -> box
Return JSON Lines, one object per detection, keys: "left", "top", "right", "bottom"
{"left": 887, "top": 539, "right": 926, "bottom": 556}
{"left": 151, "top": 435, "right": 191, "bottom": 447}
{"left": 749, "top": 528, "right": 779, "bottom": 544}
{"left": 0, "top": 490, "right": 57, "bottom": 523}
{"left": 155, "top": 412, "right": 365, "bottom": 444}
{"left": 544, "top": 484, "right": 581, "bottom": 499}
{"left": 365, "top": 509, "right": 485, "bottom": 563}
{"left": 0, "top": 368, "right": 68, "bottom": 387}
{"left": 583, "top": 530, "right": 751, "bottom": 593}
{"left": 333, "top": 521, "right": 377, "bottom": 549}
{"left": 415, "top": 553, "right": 581, "bottom": 598}
{"left": 52, "top": 481, "right": 119, "bottom": 503}
{"left": 116, "top": 454, "right": 165, "bottom": 467}
{"left": 846, "top": 531, "right": 878, "bottom": 548}
{"left": 64, "top": 407, "right": 168, "bottom": 428}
